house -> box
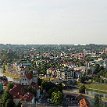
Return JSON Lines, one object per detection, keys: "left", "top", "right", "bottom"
{"left": 47, "top": 68, "right": 57, "bottom": 78}
{"left": 57, "top": 67, "right": 74, "bottom": 81}
{"left": 9, "top": 84, "right": 25, "bottom": 105}
{"left": 9, "top": 83, "right": 40, "bottom": 105}
{"left": 56, "top": 69, "right": 61, "bottom": 79}
{"left": 17, "top": 59, "right": 32, "bottom": 71}
{"left": 71, "top": 53, "right": 85, "bottom": 59}
{"left": 73, "top": 66, "right": 86, "bottom": 78}
{"left": 20, "top": 71, "right": 33, "bottom": 85}
{"left": 19, "top": 70, "right": 38, "bottom": 85}
{"left": 8, "top": 67, "right": 39, "bottom": 105}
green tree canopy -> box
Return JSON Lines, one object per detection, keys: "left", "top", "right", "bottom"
{"left": 7, "top": 83, "right": 14, "bottom": 90}
{"left": 2, "top": 91, "right": 13, "bottom": 104}
{"left": 94, "top": 94, "right": 102, "bottom": 107}
{"left": 51, "top": 91, "right": 63, "bottom": 105}
{"left": 79, "top": 85, "right": 86, "bottom": 94}
{"left": 5, "top": 99, "right": 15, "bottom": 107}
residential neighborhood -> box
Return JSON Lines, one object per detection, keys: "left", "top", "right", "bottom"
{"left": 0, "top": 0, "right": 107, "bottom": 106}
{"left": 0, "top": 44, "right": 106, "bottom": 107}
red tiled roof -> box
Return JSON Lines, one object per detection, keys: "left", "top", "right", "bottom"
{"left": 79, "top": 98, "right": 89, "bottom": 107}
{"left": 25, "top": 73, "right": 33, "bottom": 80}
{"left": 9, "top": 83, "right": 39, "bottom": 100}
{"left": 9, "top": 84, "right": 25, "bottom": 99}
{"left": 22, "top": 92, "right": 34, "bottom": 101}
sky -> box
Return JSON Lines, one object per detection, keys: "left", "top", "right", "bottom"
{"left": 0, "top": 0, "right": 107, "bottom": 44}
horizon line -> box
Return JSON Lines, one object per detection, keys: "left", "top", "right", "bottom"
{"left": 0, "top": 43, "right": 107, "bottom": 46}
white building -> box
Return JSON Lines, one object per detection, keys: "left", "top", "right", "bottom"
{"left": 19, "top": 70, "right": 38, "bottom": 85}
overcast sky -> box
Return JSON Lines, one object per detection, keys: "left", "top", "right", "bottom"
{"left": 0, "top": 0, "right": 107, "bottom": 44}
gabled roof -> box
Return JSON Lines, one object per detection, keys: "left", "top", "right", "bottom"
{"left": 9, "top": 84, "right": 36, "bottom": 101}
{"left": 9, "top": 84, "right": 25, "bottom": 99}
{"left": 25, "top": 73, "right": 33, "bottom": 80}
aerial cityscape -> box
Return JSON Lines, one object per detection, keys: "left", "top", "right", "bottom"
{"left": 0, "top": 0, "right": 107, "bottom": 107}
{"left": 0, "top": 44, "right": 106, "bottom": 107}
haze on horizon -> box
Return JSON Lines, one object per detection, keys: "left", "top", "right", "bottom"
{"left": 0, "top": 0, "right": 107, "bottom": 45}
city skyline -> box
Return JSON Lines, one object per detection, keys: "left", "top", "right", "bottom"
{"left": 0, "top": 0, "right": 107, "bottom": 44}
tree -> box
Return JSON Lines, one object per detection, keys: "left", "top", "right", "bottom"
{"left": 5, "top": 99, "right": 15, "bottom": 107}
{"left": 38, "top": 78, "right": 42, "bottom": 86}
{"left": 24, "top": 86, "right": 37, "bottom": 96}
{"left": 85, "top": 55, "right": 94, "bottom": 62}
{"left": 2, "top": 91, "right": 12, "bottom": 103}
{"left": 2, "top": 91, "right": 13, "bottom": 106}
{"left": 79, "top": 85, "right": 86, "bottom": 94}
{"left": 2, "top": 64, "right": 6, "bottom": 73}
{"left": 80, "top": 76, "right": 87, "bottom": 83}
{"left": 16, "top": 101, "right": 22, "bottom": 107}
{"left": 41, "top": 81, "right": 63, "bottom": 98}
{"left": 51, "top": 91, "right": 63, "bottom": 105}
{"left": 93, "top": 64, "right": 104, "bottom": 74}
{"left": 94, "top": 94, "right": 102, "bottom": 107}
{"left": 101, "top": 53, "right": 107, "bottom": 60}
{"left": 41, "top": 81, "right": 57, "bottom": 92}
{"left": 7, "top": 83, "right": 14, "bottom": 90}
{"left": 48, "top": 87, "right": 59, "bottom": 98}
{"left": 94, "top": 75, "right": 101, "bottom": 83}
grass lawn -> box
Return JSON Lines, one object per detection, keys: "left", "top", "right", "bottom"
{"left": 41, "top": 77, "right": 57, "bottom": 81}
{"left": 78, "top": 83, "right": 107, "bottom": 93}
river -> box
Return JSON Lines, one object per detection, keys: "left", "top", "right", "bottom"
{"left": 86, "top": 90, "right": 107, "bottom": 99}
{"left": 63, "top": 87, "right": 107, "bottom": 99}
